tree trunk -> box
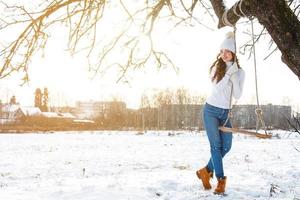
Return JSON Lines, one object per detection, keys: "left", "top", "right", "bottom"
{"left": 211, "top": 0, "right": 300, "bottom": 80}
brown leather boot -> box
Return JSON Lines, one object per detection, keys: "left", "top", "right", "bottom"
{"left": 196, "top": 167, "right": 213, "bottom": 190}
{"left": 214, "top": 176, "right": 227, "bottom": 194}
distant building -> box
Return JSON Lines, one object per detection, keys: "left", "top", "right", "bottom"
{"left": 0, "top": 104, "right": 42, "bottom": 124}
{"left": 158, "top": 104, "right": 203, "bottom": 130}
{"left": 135, "top": 104, "right": 292, "bottom": 130}
{"left": 134, "top": 104, "right": 203, "bottom": 131}
{"left": 41, "top": 112, "right": 60, "bottom": 118}
{"left": 232, "top": 104, "right": 292, "bottom": 129}
{"left": 41, "top": 112, "right": 76, "bottom": 119}
{"left": 75, "top": 100, "right": 126, "bottom": 119}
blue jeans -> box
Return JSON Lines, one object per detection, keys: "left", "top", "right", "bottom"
{"left": 203, "top": 103, "right": 232, "bottom": 179}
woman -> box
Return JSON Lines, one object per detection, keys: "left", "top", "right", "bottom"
{"left": 196, "top": 32, "right": 245, "bottom": 194}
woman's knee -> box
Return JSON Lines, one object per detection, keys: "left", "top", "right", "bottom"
{"left": 222, "top": 140, "right": 232, "bottom": 155}
{"left": 222, "top": 145, "right": 231, "bottom": 155}
{"left": 210, "top": 142, "right": 222, "bottom": 153}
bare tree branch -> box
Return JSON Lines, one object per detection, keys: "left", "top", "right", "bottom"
{"left": 0, "top": 0, "right": 300, "bottom": 83}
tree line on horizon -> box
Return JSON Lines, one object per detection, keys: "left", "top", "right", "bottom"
{"left": 3, "top": 87, "right": 49, "bottom": 112}
{"left": 34, "top": 87, "right": 49, "bottom": 112}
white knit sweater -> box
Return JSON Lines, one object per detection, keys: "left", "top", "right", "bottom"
{"left": 206, "top": 62, "right": 245, "bottom": 109}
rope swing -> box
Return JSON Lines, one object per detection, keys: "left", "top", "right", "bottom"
{"left": 218, "top": 7, "right": 272, "bottom": 139}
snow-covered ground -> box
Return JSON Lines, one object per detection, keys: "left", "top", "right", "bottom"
{"left": 0, "top": 130, "right": 299, "bottom": 200}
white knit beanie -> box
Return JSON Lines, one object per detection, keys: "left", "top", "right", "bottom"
{"left": 220, "top": 32, "right": 235, "bottom": 53}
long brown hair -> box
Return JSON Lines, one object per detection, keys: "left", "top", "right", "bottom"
{"left": 209, "top": 53, "right": 241, "bottom": 83}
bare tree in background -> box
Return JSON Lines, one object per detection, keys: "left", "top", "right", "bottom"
{"left": 175, "top": 87, "right": 191, "bottom": 105}
{"left": 34, "top": 88, "right": 42, "bottom": 110}
{"left": 9, "top": 95, "right": 17, "bottom": 104}
{"left": 286, "top": 113, "right": 300, "bottom": 135}
{"left": 42, "top": 87, "right": 49, "bottom": 112}
{"left": 0, "top": 0, "right": 299, "bottom": 82}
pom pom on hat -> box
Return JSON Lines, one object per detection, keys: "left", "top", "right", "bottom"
{"left": 220, "top": 31, "right": 236, "bottom": 53}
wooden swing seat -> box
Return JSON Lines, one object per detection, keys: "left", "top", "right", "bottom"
{"left": 219, "top": 126, "right": 272, "bottom": 139}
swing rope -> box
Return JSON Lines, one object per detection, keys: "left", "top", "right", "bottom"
{"left": 220, "top": 9, "right": 269, "bottom": 137}
{"left": 250, "top": 19, "right": 268, "bottom": 134}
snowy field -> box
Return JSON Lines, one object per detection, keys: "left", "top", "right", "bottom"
{"left": 0, "top": 130, "right": 299, "bottom": 200}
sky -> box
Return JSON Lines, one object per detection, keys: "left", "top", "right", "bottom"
{"left": 1, "top": 1, "right": 300, "bottom": 111}
{"left": 0, "top": 131, "right": 299, "bottom": 199}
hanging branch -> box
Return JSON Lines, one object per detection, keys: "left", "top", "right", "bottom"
{"left": 0, "top": 0, "right": 183, "bottom": 83}
{"left": 0, "top": 0, "right": 300, "bottom": 82}
{"left": 0, "top": 0, "right": 100, "bottom": 82}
